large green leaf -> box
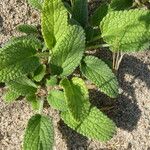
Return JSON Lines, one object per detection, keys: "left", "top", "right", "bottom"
{"left": 7, "top": 77, "right": 37, "bottom": 96}
{"left": 101, "top": 9, "right": 150, "bottom": 52}
{"left": 47, "top": 90, "right": 67, "bottom": 111}
{"left": 61, "top": 107, "right": 116, "bottom": 141}
{"left": 60, "top": 77, "right": 90, "bottom": 122}
{"left": 41, "top": 0, "right": 68, "bottom": 49}
{"left": 0, "top": 36, "right": 41, "bottom": 82}
{"left": 23, "top": 114, "right": 54, "bottom": 150}
{"left": 72, "top": 0, "right": 88, "bottom": 28}
{"left": 109, "top": 0, "right": 133, "bottom": 11}
{"left": 1, "top": 36, "right": 42, "bottom": 49}
{"left": 80, "top": 56, "right": 118, "bottom": 98}
{"left": 51, "top": 25, "right": 85, "bottom": 76}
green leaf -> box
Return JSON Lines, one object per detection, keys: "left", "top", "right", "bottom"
{"left": 33, "top": 64, "right": 46, "bottom": 82}
{"left": 64, "top": 1, "right": 72, "bottom": 14}
{"left": 85, "top": 26, "right": 94, "bottom": 42}
{"left": 84, "top": 27, "right": 102, "bottom": 43}
{"left": 41, "top": 0, "right": 68, "bottom": 49}
{"left": 101, "top": 9, "right": 150, "bottom": 52}
{"left": 47, "top": 90, "right": 67, "bottom": 111}
{"left": 46, "top": 76, "right": 57, "bottom": 86}
{"left": 2, "top": 36, "right": 42, "bottom": 49}
{"left": 7, "top": 77, "right": 37, "bottom": 96}
{"left": 90, "top": 3, "right": 108, "bottom": 26}
{"left": 3, "top": 90, "right": 20, "bottom": 103}
{"left": 23, "top": 114, "right": 54, "bottom": 150}
{"left": 72, "top": 0, "right": 88, "bottom": 28}
{"left": 60, "top": 77, "right": 90, "bottom": 122}
{"left": 26, "top": 95, "right": 40, "bottom": 110}
{"left": 69, "top": 18, "right": 81, "bottom": 26}
{"left": 0, "top": 36, "right": 41, "bottom": 82}
{"left": 16, "top": 24, "right": 38, "bottom": 35}
{"left": 51, "top": 25, "right": 85, "bottom": 76}
{"left": 61, "top": 107, "right": 116, "bottom": 141}
{"left": 80, "top": 56, "right": 118, "bottom": 98}
{"left": 109, "top": 0, "right": 133, "bottom": 11}
{"left": 27, "top": 0, "right": 43, "bottom": 10}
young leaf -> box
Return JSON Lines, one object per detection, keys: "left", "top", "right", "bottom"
{"left": 2, "top": 90, "right": 20, "bottom": 103}
{"left": 47, "top": 90, "right": 67, "bottom": 111}
{"left": 46, "top": 76, "right": 57, "bottom": 86}
{"left": 80, "top": 56, "right": 118, "bottom": 98}
{"left": 51, "top": 25, "right": 85, "bottom": 76}
{"left": 72, "top": 0, "right": 88, "bottom": 28}
{"left": 41, "top": 0, "right": 68, "bottom": 49}
{"left": 27, "top": 0, "right": 43, "bottom": 10}
{"left": 26, "top": 95, "right": 40, "bottom": 110}
{"left": 90, "top": 3, "right": 108, "bottom": 26}
{"left": 101, "top": 9, "right": 150, "bottom": 52}
{"left": 60, "top": 77, "right": 90, "bottom": 122}
{"left": 23, "top": 114, "right": 54, "bottom": 150}
{"left": 16, "top": 24, "right": 38, "bottom": 35}
{"left": 7, "top": 77, "right": 37, "bottom": 96}
{"left": 33, "top": 64, "right": 46, "bottom": 82}
{"left": 0, "top": 36, "right": 41, "bottom": 82}
{"left": 109, "top": 0, "right": 133, "bottom": 11}
{"left": 61, "top": 107, "right": 116, "bottom": 141}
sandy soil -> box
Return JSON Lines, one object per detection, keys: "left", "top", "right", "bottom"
{"left": 0, "top": 0, "right": 150, "bottom": 150}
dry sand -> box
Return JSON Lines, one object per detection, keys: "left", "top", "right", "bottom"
{"left": 0, "top": 0, "right": 150, "bottom": 149}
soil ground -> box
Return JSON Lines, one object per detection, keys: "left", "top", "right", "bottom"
{"left": 0, "top": 0, "right": 150, "bottom": 150}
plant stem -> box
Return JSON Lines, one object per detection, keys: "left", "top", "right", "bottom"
{"left": 70, "top": 0, "right": 74, "bottom": 6}
{"left": 115, "top": 51, "right": 120, "bottom": 70}
{"left": 112, "top": 51, "right": 124, "bottom": 72}
{"left": 38, "top": 97, "right": 44, "bottom": 114}
{"left": 86, "top": 43, "right": 109, "bottom": 50}
{"left": 112, "top": 52, "right": 116, "bottom": 71}
{"left": 116, "top": 51, "right": 124, "bottom": 70}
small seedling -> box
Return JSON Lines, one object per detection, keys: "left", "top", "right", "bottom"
{"left": 1, "top": 0, "right": 150, "bottom": 149}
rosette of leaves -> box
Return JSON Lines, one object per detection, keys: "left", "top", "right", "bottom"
{"left": 1, "top": 0, "right": 150, "bottom": 149}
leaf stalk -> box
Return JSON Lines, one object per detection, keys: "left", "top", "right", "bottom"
{"left": 38, "top": 97, "right": 44, "bottom": 114}
{"left": 86, "top": 43, "right": 109, "bottom": 50}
